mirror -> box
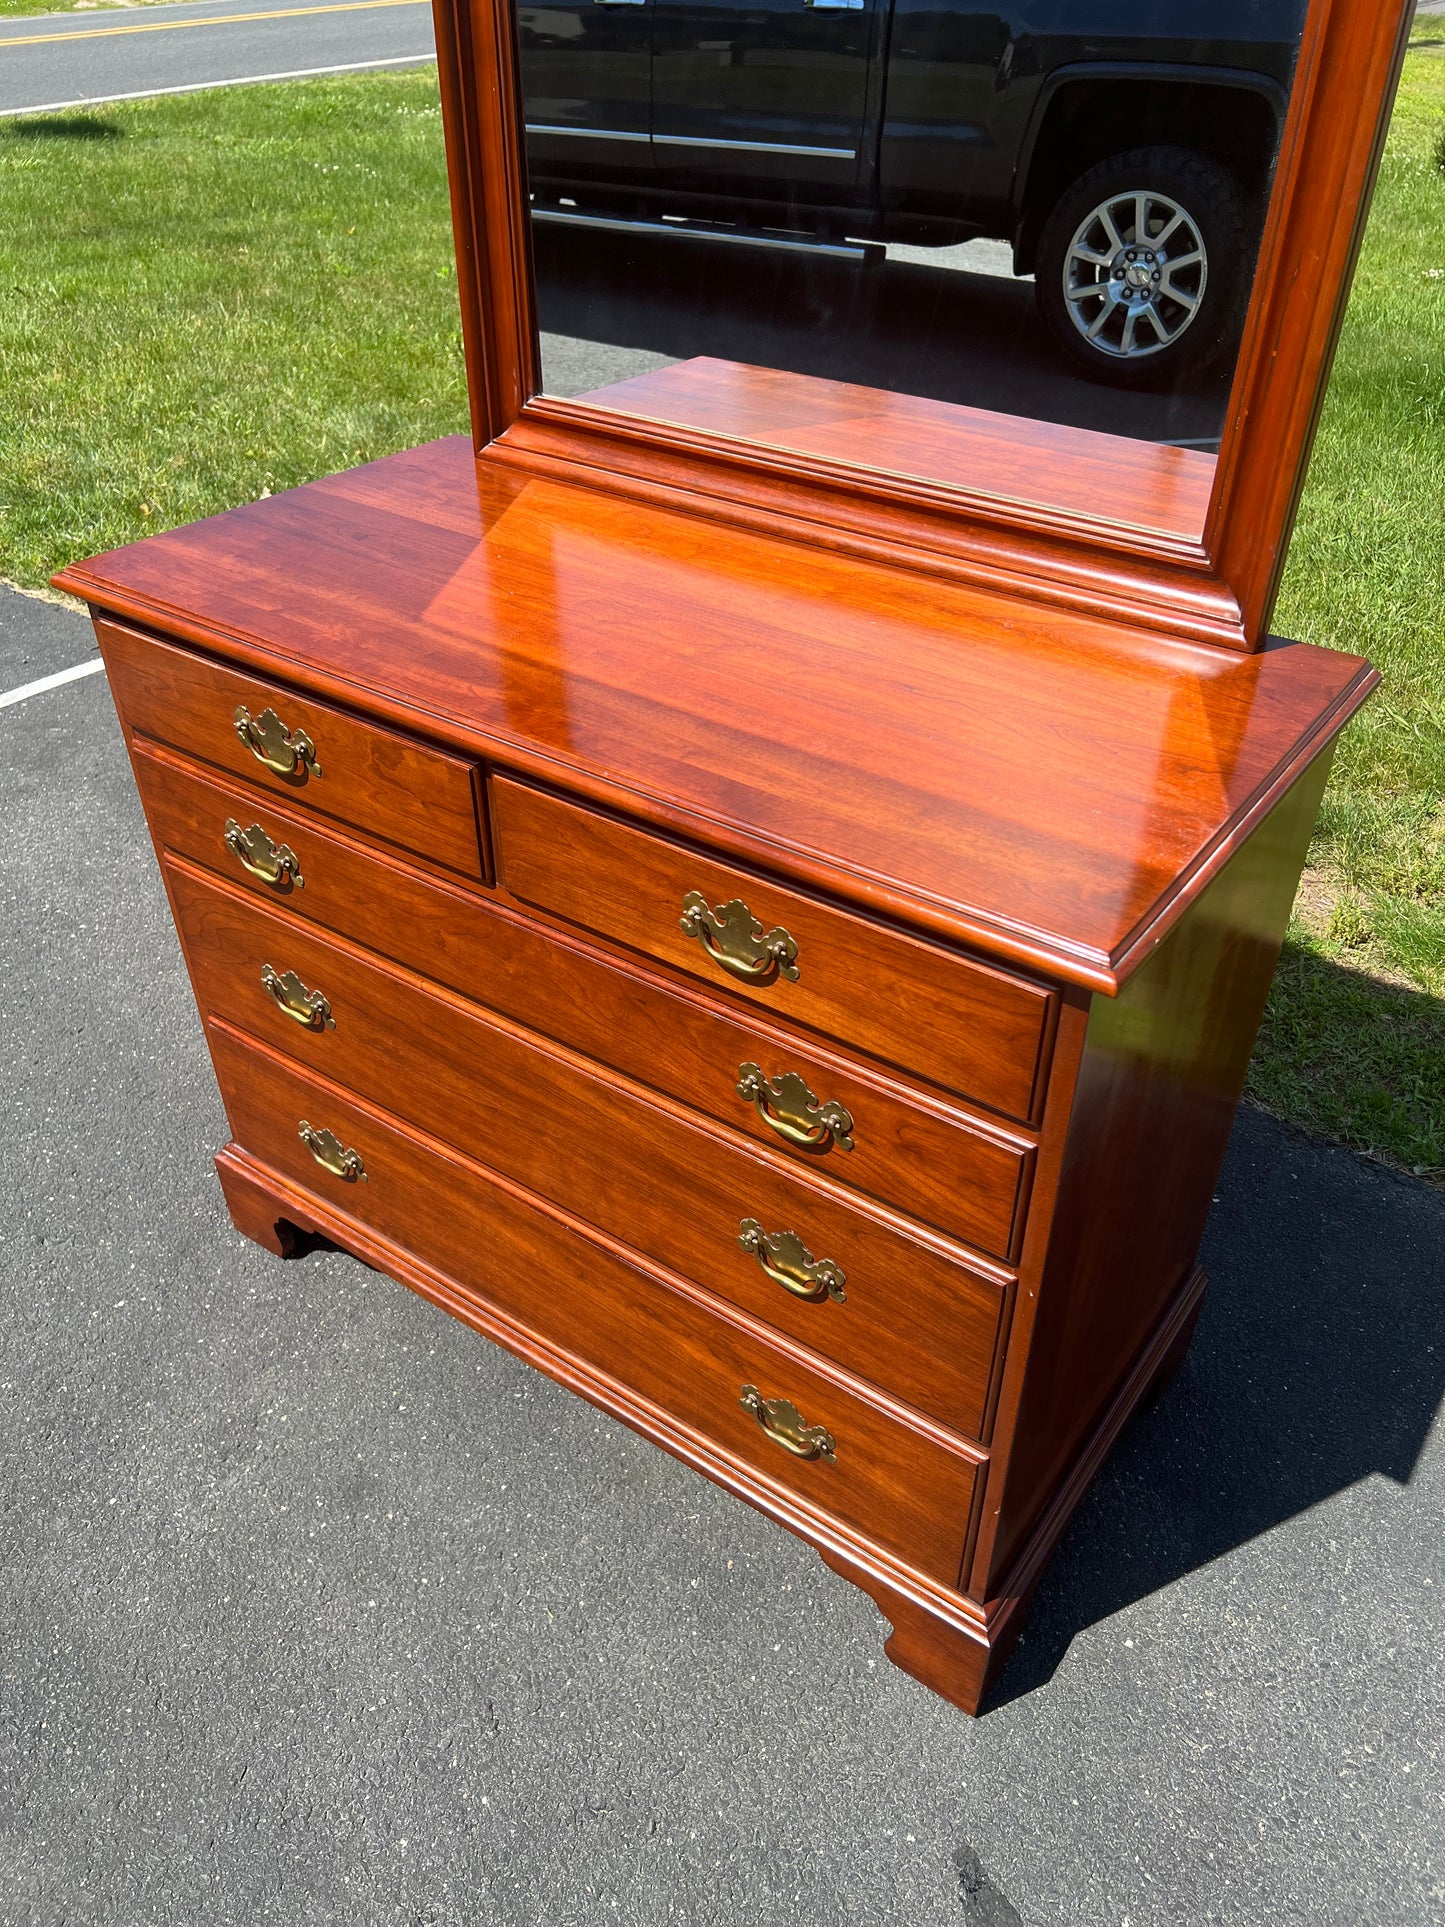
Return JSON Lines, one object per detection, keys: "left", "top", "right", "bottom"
{"left": 517, "top": 0, "right": 1310, "bottom": 540}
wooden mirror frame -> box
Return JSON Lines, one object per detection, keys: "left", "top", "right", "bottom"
{"left": 432, "top": 0, "right": 1412, "bottom": 653}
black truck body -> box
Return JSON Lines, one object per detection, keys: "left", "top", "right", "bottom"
{"left": 518, "top": 0, "right": 1307, "bottom": 379}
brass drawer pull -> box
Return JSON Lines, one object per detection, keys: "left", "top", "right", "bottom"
{"left": 225, "top": 818, "right": 303, "bottom": 889}
{"left": 298, "top": 1120, "right": 366, "bottom": 1182}
{"left": 680, "top": 892, "right": 799, "bottom": 984}
{"left": 737, "top": 1062, "right": 853, "bottom": 1152}
{"left": 261, "top": 963, "right": 334, "bottom": 1030}
{"left": 739, "top": 1385, "right": 836, "bottom": 1463}
{"left": 739, "top": 1218, "right": 846, "bottom": 1304}
{"left": 234, "top": 704, "right": 321, "bottom": 780}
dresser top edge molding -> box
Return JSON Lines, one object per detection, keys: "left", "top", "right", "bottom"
{"left": 55, "top": 437, "right": 1377, "bottom": 997}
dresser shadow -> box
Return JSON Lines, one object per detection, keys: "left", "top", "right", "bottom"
{"left": 986, "top": 1100, "right": 1445, "bottom": 1711}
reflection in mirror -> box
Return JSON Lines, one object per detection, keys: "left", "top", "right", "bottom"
{"left": 518, "top": 1, "right": 1309, "bottom": 536}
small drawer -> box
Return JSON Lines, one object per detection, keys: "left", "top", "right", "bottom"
{"left": 135, "top": 744, "right": 1033, "bottom": 1261}
{"left": 208, "top": 1022, "right": 982, "bottom": 1587}
{"left": 98, "top": 617, "right": 486, "bottom": 880}
{"left": 492, "top": 776, "right": 1052, "bottom": 1123}
{"left": 171, "top": 859, "right": 1008, "bottom": 1442}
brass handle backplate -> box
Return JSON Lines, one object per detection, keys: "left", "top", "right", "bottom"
{"left": 225, "top": 818, "right": 303, "bottom": 889}
{"left": 739, "top": 1218, "right": 846, "bottom": 1304}
{"left": 298, "top": 1120, "right": 366, "bottom": 1182}
{"left": 679, "top": 891, "right": 799, "bottom": 984}
{"left": 736, "top": 1062, "right": 853, "bottom": 1153}
{"left": 235, "top": 704, "right": 321, "bottom": 780}
{"left": 739, "top": 1385, "right": 836, "bottom": 1462}
{"left": 262, "top": 963, "right": 333, "bottom": 1030}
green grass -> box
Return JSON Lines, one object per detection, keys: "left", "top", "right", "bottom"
{"left": 0, "top": 72, "right": 467, "bottom": 575}
{"left": 0, "top": 0, "right": 176, "bottom": 17}
{"left": 0, "top": 56, "right": 1440, "bottom": 1175}
{"left": 1255, "top": 22, "right": 1445, "bottom": 1177}
{"left": 0, "top": 0, "right": 195, "bottom": 18}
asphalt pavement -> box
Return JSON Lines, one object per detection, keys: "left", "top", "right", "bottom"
{"left": 1, "top": 580, "right": 1440, "bottom": 1925}
{"left": 0, "top": 0, "right": 434, "bottom": 116}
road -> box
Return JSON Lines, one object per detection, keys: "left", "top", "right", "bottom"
{"left": 0, "top": 0, "right": 434, "bottom": 115}
{"left": 1, "top": 579, "right": 1441, "bottom": 1924}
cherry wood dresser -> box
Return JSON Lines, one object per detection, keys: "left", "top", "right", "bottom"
{"left": 55, "top": 437, "right": 1376, "bottom": 1712}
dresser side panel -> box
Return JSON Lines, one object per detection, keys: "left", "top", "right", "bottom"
{"left": 982, "top": 746, "right": 1334, "bottom": 1597}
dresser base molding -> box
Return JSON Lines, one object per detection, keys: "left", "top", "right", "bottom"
{"left": 214, "top": 1142, "right": 992, "bottom": 1619}
{"left": 214, "top": 1142, "right": 1206, "bottom": 1717}
{"left": 820, "top": 1262, "right": 1207, "bottom": 1714}
{"left": 216, "top": 1148, "right": 325, "bottom": 1260}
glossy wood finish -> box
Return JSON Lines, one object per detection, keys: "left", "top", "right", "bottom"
{"left": 209, "top": 1021, "right": 985, "bottom": 1585}
{"left": 493, "top": 774, "right": 1050, "bottom": 1123}
{"left": 55, "top": 439, "right": 1378, "bottom": 993}
{"left": 578, "top": 359, "right": 1216, "bottom": 543}
{"left": 975, "top": 751, "right": 1335, "bottom": 1600}
{"left": 424, "top": 0, "right": 1412, "bottom": 648}
{"left": 65, "top": 421, "right": 1382, "bottom": 1712}
{"left": 133, "top": 742, "right": 1032, "bottom": 1253}
{"left": 99, "top": 617, "right": 488, "bottom": 881}
{"left": 170, "top": 855, "right": 1010, "bottom": 1438}
{"left": 53, "top": 0, "right": 1400, "bottom": 1718}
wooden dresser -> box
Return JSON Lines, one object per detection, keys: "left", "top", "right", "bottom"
{"left": 55, "top": 437, "right": 1376, "bottom": 1713}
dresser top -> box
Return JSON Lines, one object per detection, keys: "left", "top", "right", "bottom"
{"left": 57, "top": 436, "right": 1375, "bottom": 992}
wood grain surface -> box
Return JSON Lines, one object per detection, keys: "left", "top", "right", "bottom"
{"left": 99, "top": 616, "right": 487, "bottom": 880}
{"left": 58, "top": 440, "right": 1377, "bottom": 992}
{"left": 577, "top": 359, "right": 1215, "bottom": 542}
{"left": 973, "top": 752, "right": 1335, "bottom": 1598}
{"left": 172, "top": 857, "right": 1010, "bottom": 1440}
{"left": 493, "top": 774, "right": 1052, "bottom": 1123}
{"left": 207, "top": 1020, "right": 984, "bottom": 1585}
{"left": 133, "top": 740, "right": 1034, "bottom": 1249}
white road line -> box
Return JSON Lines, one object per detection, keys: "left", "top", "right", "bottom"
{"left": 0, "top": 51, "right": 434, "bottom": 116}
{"left": 0, "top": 658, "right": 106, "bottom": 708}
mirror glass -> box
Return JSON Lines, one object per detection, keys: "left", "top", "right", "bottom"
{"left": 519, "top": 1, "right": 1310, "bottom": 539}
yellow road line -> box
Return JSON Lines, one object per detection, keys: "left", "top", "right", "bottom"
{"left": 0, "top": 0, "right": 428, "bottom": 49}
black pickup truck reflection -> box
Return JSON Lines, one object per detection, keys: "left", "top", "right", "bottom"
{"left": 520, "top": 0, "right": 1305, "bottom": 384}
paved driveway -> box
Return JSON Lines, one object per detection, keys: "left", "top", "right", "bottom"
{"left": 1, "top": 583, "right": 1440, "bottom": 1924}
{"left": 0, "top": 0, "right": 433, "bottom": 116}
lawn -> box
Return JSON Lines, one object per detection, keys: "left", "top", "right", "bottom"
{"left": 0, "top": 0, "right": 182, "bottom": 16}
{"left": 0, "top": 72, "right": 468, "bottom": 571}
{"left": 1258, "top": 17, "right": 1445, "bottom": 1176}
{"left": 0, "top": 53, "right": 1440, "bottom": 1175}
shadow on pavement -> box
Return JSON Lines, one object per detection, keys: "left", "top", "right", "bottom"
{"left": 989, "top": 1101, "right": 1445, "bottom": 1710}
{"left": 533, "top": 224, "right": 1232, "bottom": 445}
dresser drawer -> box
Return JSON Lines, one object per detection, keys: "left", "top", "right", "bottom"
{"left": 99, "top": 619, "right": 486, "bottom": 880}
{"left": 136, "top": 743, "right": 1032, "bottom": 1260}
{"left": 492, "top": 777, "right": 1052, "bottom": 1124}
{"left": 172, "top": 860, "right": 1008, "bottom": 1442}
{"left": 209, "top": 1022, "right": 982, "bottom": 1587}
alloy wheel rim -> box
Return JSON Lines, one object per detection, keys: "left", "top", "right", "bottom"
{"left": 1061, "top": 189, "right": 1208, "bottom": 360}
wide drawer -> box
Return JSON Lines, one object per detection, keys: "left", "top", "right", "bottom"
{"left": 99, "top": 618, "right": 486, "bottom": 880}
{"left": 492, "top": 776, "right": 1053, "bottom": 1124}
{"left": 209, "top": 1022, "right": 982, "bottom": 1587}
{"left": 136, "top": 742, "right": 1032, "bottom": 1260}
{"left": 172, "top": 858, "right": 1007, "bottom": 1442}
